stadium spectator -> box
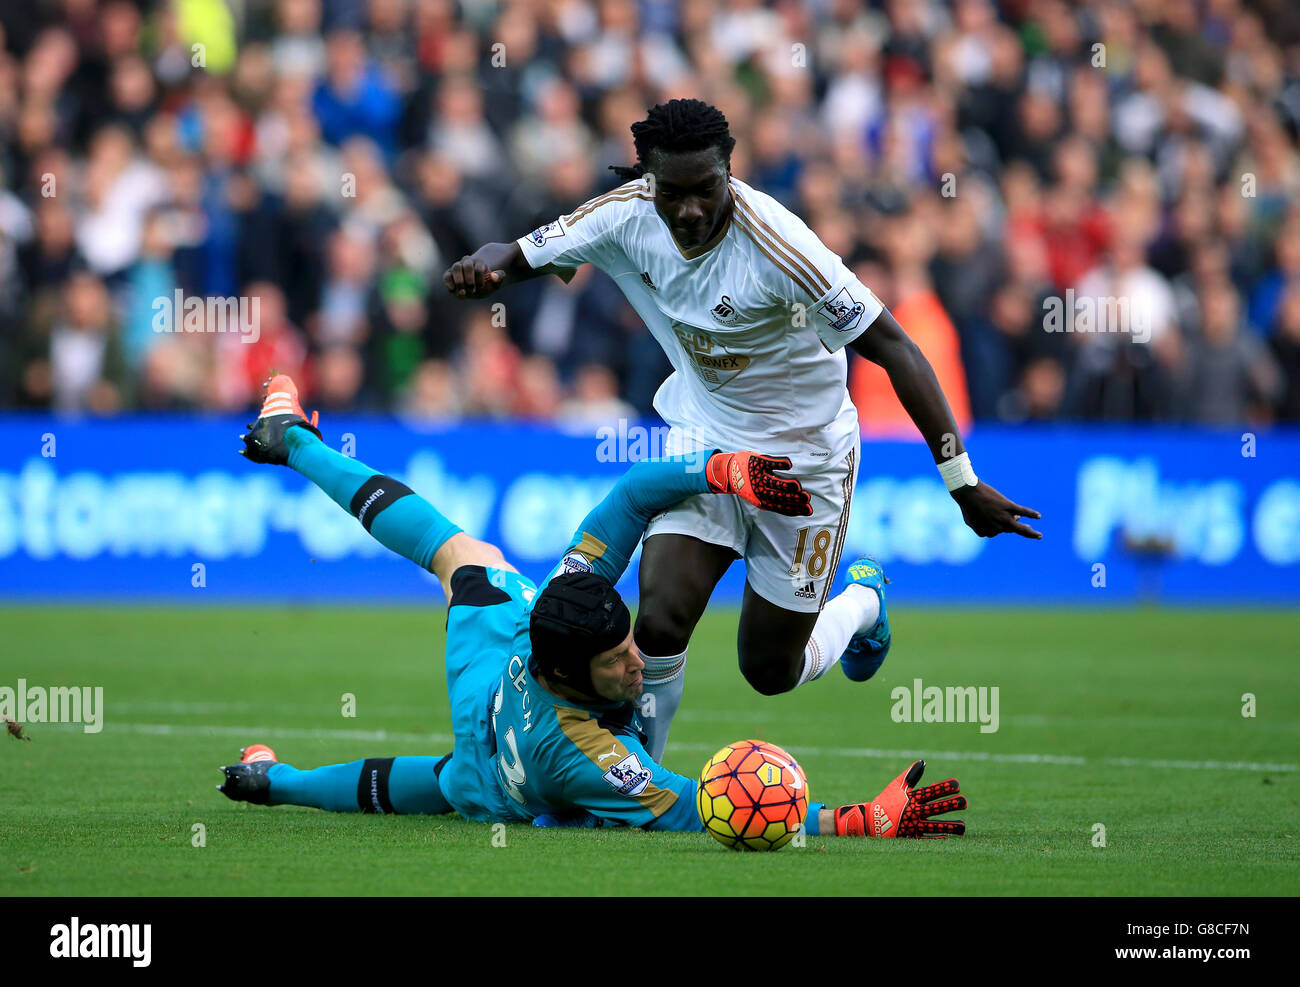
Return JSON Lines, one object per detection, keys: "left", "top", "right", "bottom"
{"left": 121, "top": 206, "right": 176, "bottom": 372}
{"left": 458, "top": 309, "right": 521, "bottom": 419}
{"left": 220, "top": 280, "right": 308, "bottom": 410}
{"left": 852, "top": 207, "right": 973, "bottom": 438}
{"left": 23, "top": 269, "right": 127, "bottom": 413}
{"left": 1249, "top": 217, "right": 1300, "bottom": 334}
{"left": 18, "top": 197, "right": 76, "bottom": 292}
{"left": 398, "top": 357, "right": 462, "bottom": 421}
{"left": 1270, "top": 285, "right": 1300, "bottom": 422}
{"left": 1179, "top": 277, "right": 1282, "bottom": 424}
{"left": 558, "top": 362, "right": 638, "bottom": 429}
{"left": 311, "top": 29, "right": 400, "bottom": 157}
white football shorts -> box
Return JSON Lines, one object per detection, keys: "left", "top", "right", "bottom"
{"left": 644, "top": 433, "right": 859, "bottom": 613}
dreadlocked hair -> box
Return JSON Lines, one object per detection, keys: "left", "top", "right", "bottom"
{"left": 608, "top": 99, "right": 737, "bottom": 181}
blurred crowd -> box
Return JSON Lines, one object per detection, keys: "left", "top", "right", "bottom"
{"left": 2, "top": 0, "right": 1300, "bottom": 430}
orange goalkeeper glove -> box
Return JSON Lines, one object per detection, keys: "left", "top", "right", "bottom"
{"left": 706, "top": 452, "right": 813, "bottom": 517}
{"left": 833, "top": 760, "right": 967, "bottom": 838}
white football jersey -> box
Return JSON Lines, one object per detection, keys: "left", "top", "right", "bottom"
{"left": 516, "top": 176, "right": 883, "bottom": 471}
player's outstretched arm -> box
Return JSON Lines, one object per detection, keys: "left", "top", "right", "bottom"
{"left": 850, "top": 309, "right": 1042, "bottom": 539}
{"left": 442, "top": 241, "right": 537, "bottom": 298}
{"left": 812, "top": 760, "right": 967, "bottom": 838}
{"left": 452, "top": 186, "right": 639, "bottom": 300}
{"left": 537, "top": 753, "right": 965, "bottom": 838}
{"left": 557, "top": 452, "right": 810, "bottom": 587}
{"left": 538, "top": 715, "right": 706, "bottom": 832}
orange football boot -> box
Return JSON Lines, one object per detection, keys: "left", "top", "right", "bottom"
{"left": 240, "top": 373, "right": 321, "bottom": 465}
{"left": 240, "top": 744, "right": 278, "bottom": 764}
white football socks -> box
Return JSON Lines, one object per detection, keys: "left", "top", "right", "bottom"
{"left": 794, "top": 584, "right": 881, "bottom": 687}
{"left": 637, "top": 646, "right": 687, "bottom": 763}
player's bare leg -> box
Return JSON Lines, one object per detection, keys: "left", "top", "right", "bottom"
{"left": 736, "top": 585, "right": 820, "bottom": 695}
{"left": 635, "top": 533, "right": 736, "bottom": 652}
{"left": 634, "top": 533, "right": 736, "bottom": 760}
{"left": 429, "top": 533, "right": 517, "bottom": 601}
{"left": 738, "top": 558, "right": 888, "bottom": 694}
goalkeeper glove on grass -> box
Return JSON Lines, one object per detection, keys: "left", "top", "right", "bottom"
{"left": 834, "top": 760, "right": 966, "bottom": 838}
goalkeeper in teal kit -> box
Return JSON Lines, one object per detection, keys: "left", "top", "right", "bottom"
{"left": 219, "top": 376, "right": 967, "bottom": 839}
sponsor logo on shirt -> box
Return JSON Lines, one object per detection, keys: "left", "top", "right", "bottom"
{"left": 817, "top": 287, "right": 867, "bottom": 333}
{"left": 671, "top": 323, "right": 751, "bottom": 391}
{"left": 528, "top": 221, "right": 566, "bottom": 247}
{"left": 603, "top": 752, "right": 652, "bottom": 797}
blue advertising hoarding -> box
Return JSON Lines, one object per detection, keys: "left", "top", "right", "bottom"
{"left": 0, "top": 417, "right": 1296, "bottom": 604}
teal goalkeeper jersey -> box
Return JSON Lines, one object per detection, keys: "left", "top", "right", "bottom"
{"left": 486, "top": 646, "right": 700, "bottom": 831}
{"left": 478, "top": 456, "right": 712, "bottom": 832}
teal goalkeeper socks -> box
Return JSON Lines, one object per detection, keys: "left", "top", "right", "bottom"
{"left": 267, "top": 757, "right": 452, "bottom": 814}
{"left": 284, "top": 427, "right": 461, "bottom": 570}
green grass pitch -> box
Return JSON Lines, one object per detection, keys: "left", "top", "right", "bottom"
{"left": 2, "top": 604, "right": 1296, "bottom": 896}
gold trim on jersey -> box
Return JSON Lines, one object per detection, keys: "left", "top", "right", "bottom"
{"left": 819, "top": 447, "right": 858, "bottom": 607}
{"left": 567, "top": 532, "right": 609, "bottom": 563}
{"left": 730, "top": 186, "right": 832, "bottom": 301}
{"left": 732, "top": 212, "right": 821, "bottom": 302}
{"left": 555, "top": 706, "right": 680, "bottom": 818}
{"left": 564, "top": 181, "right": 654, "bottom": 226}
{"left": 568, "top": 178, "right": 644, "bottom": 211}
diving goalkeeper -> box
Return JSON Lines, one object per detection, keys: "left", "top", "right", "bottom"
{"left": 218, "top": 376, "right": 967, "bottom": 838}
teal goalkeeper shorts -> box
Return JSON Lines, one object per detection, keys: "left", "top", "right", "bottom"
{"left": 436, "top": 565, "right": 538, "bottom": 823}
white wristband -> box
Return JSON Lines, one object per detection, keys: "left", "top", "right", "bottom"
{"left": 938, "top": 452, "right": 978, "bottom": 492}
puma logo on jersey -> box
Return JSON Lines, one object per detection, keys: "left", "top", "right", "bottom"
{"left": 597, "top": 745, "right": 620, "bottom": 763}
{"left": 640, "top": 271, "right": 658, "bottom": 291}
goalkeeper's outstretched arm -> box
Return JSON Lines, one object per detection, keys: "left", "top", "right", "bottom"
{"left": 551, "top": 451, "right": 812, "bottom": 588}
{"left": 539, "top": 758, "right": 966, "bottom": 837}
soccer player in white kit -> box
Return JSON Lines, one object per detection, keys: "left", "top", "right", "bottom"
{"left": 444, "top": 99, "right": 1040, "bottom": 761}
